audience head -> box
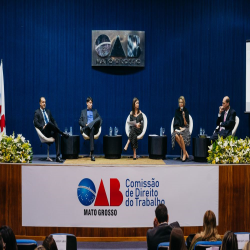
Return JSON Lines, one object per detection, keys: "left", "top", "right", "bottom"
{"left": 243, "top": 241, "right": 250, "bottom": 250}
{"left": 169, "top": 228, "right": 187, "bottom": 250}
{"left": 155, "top": 204, "right": 168, "bottom": 224}
{"left": 221, "top": 231, "right": 238, "bottom": 250}
{"left": 0, "top": 226, "right": 17, "bottom": 250}
{"left": 201, "top": 210, "right": 219, "bottom": 241}
{"left": 86, "top": 96, "right": 93, "bottom": 109}
{"left": 39, "top": 97, "right": 46, "bottom": 109}
{"left": 0, "top": 234, "right": 5, "bottom": 250}
{"left": 132, "top": 97, "right": 140, "bottom": 115}
{"left": 178, "top": 96, "right": 186, "bottom": 108}
{"left": 43, "top": 235, "right": 58, "bottom": 250}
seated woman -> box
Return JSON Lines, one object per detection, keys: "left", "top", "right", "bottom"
{"left": 169, "top": 228, "right": 187, "bottom": 250}
{"left": 0, "top": 226, "right": 17, "bottom": 250}
{"left": 189, "top": 210, "right": 221, "bottom": 250}
{"left": 221, "top": 231, "right": 238, "bottom": 250}
{"left": 171, "top": 96, "right": 191, "bottom": 162}
{"left": 124, "top": 97, "right": 144, "bottom": 160}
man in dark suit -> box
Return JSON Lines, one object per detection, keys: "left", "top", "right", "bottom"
{"left": 34, "top": 97, "right": 68, "bottom": 162}
{"left": 147, "top": 204, "right": 180, "bottom": 250}
{"left": 79, "top": 97, "right": 102, "bottom": 161}
{"left": 210, "top": 96, "right": 236, "bottom": 141}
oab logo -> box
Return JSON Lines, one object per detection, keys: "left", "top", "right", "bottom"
{"left": 77, "top": 178, "right": 123, "bottom": 207}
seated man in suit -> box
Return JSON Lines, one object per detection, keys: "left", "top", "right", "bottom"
{"left": 210, "top": 96, "right": 236, "bottom": 141}
{"left": 79, "top": 97, "right": 102, "bottom": 161}
{"left": 34, "top": 97, "right": 69, "bottom": 162}
{"left": 147, "top": 204, "right": 180, "bottom": 250}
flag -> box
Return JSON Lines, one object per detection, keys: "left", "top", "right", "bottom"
{"left": 0, "top": 60, "right": 6, "bottom": 137}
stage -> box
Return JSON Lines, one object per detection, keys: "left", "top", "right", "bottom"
{"left": 31, "top": 154, "right": 207, "bottom": 166}
{"left": 0, "top": 157, "right": 250, "bottom": 242}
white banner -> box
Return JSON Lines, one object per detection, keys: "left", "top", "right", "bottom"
{"left": 0, "top": 60, "right": 6, "bottom": 137}
{"left": 22, "top": 165, "right": 219, "bottom": 227}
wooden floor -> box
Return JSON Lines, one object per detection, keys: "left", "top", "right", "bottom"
{"left": 1, "top": 163, "right": 250, "bottom": 241}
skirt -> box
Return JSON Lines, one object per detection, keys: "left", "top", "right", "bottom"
{"left": 129, "top": 127, "right": 142, "bottom": 150}
{"left": 171, "top": 126, "right": 191, "bottom": 149}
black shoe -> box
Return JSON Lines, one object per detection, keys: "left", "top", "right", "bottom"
{"left": 133, "top": 157, "right": 136, "bottom": 160}
{"left": 91, "top": 155, "right": 95, "bottom": 161}
{"left": 62, "top": 132, "right": 69, "bottom": 138}
{"left": 56, "top": 157, "right": 63, "bottom": 163}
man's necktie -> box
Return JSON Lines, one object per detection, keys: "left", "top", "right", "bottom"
{"left": 43, "top": 110, "right": 48, "bottom": 125}
{"left": 224, "top": 112, "right": 227, "bottom": 122}
{"left": 220, "top": 112, "right": 227, "bottom": 131}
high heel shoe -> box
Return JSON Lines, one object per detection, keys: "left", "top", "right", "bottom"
{"left": 186, "top": 152, "right": 189, "bottom": 159}
{"left": 133, "top": 157, "right": 136, "bottom": 160}
{"left": 182, "top": 154, "right": 187, "bottom": 162}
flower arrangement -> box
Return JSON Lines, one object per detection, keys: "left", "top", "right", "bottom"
{"left": 0, "top": 133, "right": 33, "bottom": 163}
{"left": 207, "top": 135, "right": 250, "bottom": 164}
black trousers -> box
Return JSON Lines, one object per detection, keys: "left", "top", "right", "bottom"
{"left": 210, "top": 129, "right": 229, "bottom": 142}
{"left": 41, "top": 121, "right": 62, "bottom": 157}
{"left": 82, "top": 117, "right": 101, "bottom": 153}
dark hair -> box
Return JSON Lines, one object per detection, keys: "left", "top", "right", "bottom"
{"left": 221, "top": 231, "right": 238, "bottom": 250}
{"left": 39, "top": 97, "right": 45, "bottom": 103}
{"left": 86, "top": 97, "right": 93, "bottom": 103}
{"left": 225, "top": 97, "right": 230, "bottom": 104}
{"left": 43, "top": 235, "right": 58, "bottom": 250}
{"left": 0, "top": 226, "right": 17, "bottom": 250}
{"left": 155, "top": 204, "right": 168, "bottom": 223}
{"left": 169, "top": 228, "right": 187, "bottom": 250}
{"left": 0, "top": 234, "right": 4, "bottom": 250}
{"left": 132, "top": 97, "right": 140, "bottom": 115}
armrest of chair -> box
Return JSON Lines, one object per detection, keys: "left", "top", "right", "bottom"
{"left": 34, "top": 127, "right": 55, "bottom": 143}
{"left": 80, "top": 126, "right": 101, "bottom": 140}
{"left": 137, "top": 112, "right": 147, "bottom": 140}
{"left": 157, "top": 242, "right": 169, "bottom": 250}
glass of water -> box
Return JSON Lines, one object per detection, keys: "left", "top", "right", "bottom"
{"left": 162, "top": 128, "right": 165, "bottom": 135}
{"left": 115, "top": 127, "right": 118, "bottom": 136}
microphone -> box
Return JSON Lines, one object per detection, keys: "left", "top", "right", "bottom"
{"left": 181, "top": 107, "right": 184, "bottom": 117}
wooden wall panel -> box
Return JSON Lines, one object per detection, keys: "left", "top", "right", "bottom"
{"left": 1, "top": 164, "right": 250, "bottom": 239}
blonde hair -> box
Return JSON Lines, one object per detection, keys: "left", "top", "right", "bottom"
{"left": 243, "top": 241, "right": 250, "bottom": 250}
{"left": 200, "top": 210, "right": 221, "bottom": 241}
{"left": 35, "top": 246, "right": 46, "bottom": 250}
{"left": 178, "top": 96, "right": 186, "bottom": 107}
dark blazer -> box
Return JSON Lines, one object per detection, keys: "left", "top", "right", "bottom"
{"left": 34, "top": 108, "right": 58, "bottom": 131}
{"left": 147, "top": 221, "right": 180, "bottom": 250}
{"left": 216, "top": 108, "right": 236, "bottom": 137}
{"left": 79, "top": 109, "right": 102, "bottom": 128}
{"left": 173, "top": 107, "right": 189, "bottom": 131}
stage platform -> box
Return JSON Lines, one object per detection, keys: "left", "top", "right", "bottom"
{"left": 1, "top": 159, "right": 250, "bottom": 243}
{"left": 32, "top": 154, "right": 208, "bottom": 165}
